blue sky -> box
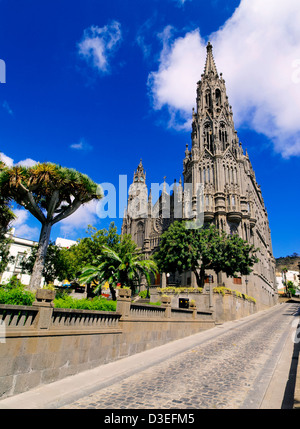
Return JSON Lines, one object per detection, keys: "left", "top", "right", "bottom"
{"left": 0, "top": 0, "right": 300, "bottom": 258}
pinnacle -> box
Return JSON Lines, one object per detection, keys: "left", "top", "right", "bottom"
{"left": 204, "top": 42, "right": 218, "bottom": 77}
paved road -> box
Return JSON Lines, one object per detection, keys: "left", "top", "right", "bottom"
{"left": 0, "top": 302, "right": 299, "bottom": 410}
{"left": 61, "top": 302, "right": 300, "bottom": 410}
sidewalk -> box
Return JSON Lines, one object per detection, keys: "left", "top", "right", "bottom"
{"left": 292, "top": 301, "right": 300, "bottom": 409}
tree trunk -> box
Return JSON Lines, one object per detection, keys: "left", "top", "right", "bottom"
{"left": 29, "top": 222, "right": 52, "bottom": 290}
{"left": 199, "top": 264, "right": 205, "bottom": 287}
{"left": 109, "top": 284, "right": 116, "bottom": 301}
{"left": 193, "top": 269, "right": 202, "bottom": 288}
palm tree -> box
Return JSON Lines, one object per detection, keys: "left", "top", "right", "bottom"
{"left": 281, "top": 267, "right": 288, "bottom": 295}
{"left": 79, "top": 261, "right": 118, "bottom": 300}
{"left": 79, "top": 236, "right": 158, "bottom": 297}
{"left": 0, "top": 159, "right": 15, "bottom": 236}
{"left": 0, "top": 162, "right": 102, "bottom": 290}
{"left": 0, "top": 159, "right": 16, "bottom": 275}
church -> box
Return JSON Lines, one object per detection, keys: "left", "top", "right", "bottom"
{"left": 122, "top": 42, "right": 277, "bottom": 309}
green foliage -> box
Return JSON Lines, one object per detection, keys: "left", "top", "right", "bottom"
{"left": 212, "top": 286, "right": 232, "bottom": 296}
{"left": 0, "top": 236, "right": 14, "bottom": 275}
{"left": 0, "top": 277, "right": 35, "bottom": 305}
{"left": 154, "top": 221, "right": 258, "bottom": 287}
{"left": 286, "top": 281, "right": 296, "bottom": 296}
{"left": 79, "top": 234, "right": 158, "bottom": 296}
{"left": 157, "top": 286, "right": 203, "bottom": 294}
{"left": 0, "top": 161, "right": 102, "bottom": 290}
{"left": 0, "top": 158, "right": 16, "bottom": 236}
{"left": 53, "top": 295, "right": 117, "bottom": 311}
{"left": 20, "top": 241, "right": 72, "bottom": 284}
{"left": 0, "top": 159, "right": 16, "bottom": 274}
{"left": 213, "top": 286, "right": 256, "bottom": 303}
{"left": 138, "top": 290, "right": 149, "bottom": 299}
{"left": 59, "top": 222, "right": 120, "bottom": 281}
{"left": 1, "top": 275, "right": 24, "bottom": 289}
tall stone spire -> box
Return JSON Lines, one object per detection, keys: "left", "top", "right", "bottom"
{"left": 190, "top": 42, "right": 237, "bottom": 156}
{"left": 133, "top": 159, "right": 146, "bottom": 183}
{"left": 203, "top": 41, "right": 218, "bottom": 77}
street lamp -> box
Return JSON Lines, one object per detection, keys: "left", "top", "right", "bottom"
{"left": 208, "top": 274, "right": 213, "bottom": 309}
{"left": 282, "top": 268, "right": 288, "bottom": 296}
{"left": 245, "top": 277, "right": 249, "bottom": 295}
{"left": 297, "top": 262, "right": 300, "bottom": 295}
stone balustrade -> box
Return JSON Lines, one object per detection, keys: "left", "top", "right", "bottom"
{"left": 130, "top": 304, "right": 166, "bottom": 319}
{"left": 0, "top": 304, "right": 38, "bottom": 329}
{"left": 51, "top": 308, "right": 121, "bottom": 330}
{"left": 0, "top": 287, "right": 215, "bottom": 399}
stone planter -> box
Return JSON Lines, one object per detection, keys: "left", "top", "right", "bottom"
{"left": 161, "top": 296, "right": 171, "bottom": 306}
{"left": 118, "top": 288, "right": 132, "bottom": 299}
{"left": 33, "top": 288, "right": 56, "bottom": 307}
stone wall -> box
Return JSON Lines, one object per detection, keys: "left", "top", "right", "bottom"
{"left": 0, "top": 289, "right": 214, "bottom": 399}
{"left": 149, "top": 286, "right": 257, "bottom": 323}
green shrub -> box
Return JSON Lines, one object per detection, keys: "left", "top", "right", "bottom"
{"left": 1, "top": 275, "right": 26, "bottom": 290}
{"left": 288, "top": 287, "right": 296, "bottom": 296}
{"left": 213, "top": 286, "right": 256, "bottom": 303}
{"left": 138, "top": 290, "right": 149, "bottom": 299}
{"left": 157, "top": 286, "right": 203, "bottom": 294}
{"left": 53, "top": 295, "right": 117, "bottom": 312}
{"left": 0, "top": 277, "right": 35, "bottom": 306}
{"left": 54, "top": 288, "right": 72, "bottom": 299}
{"left": 0, "top": 287, "right": 35, "bottom": 306}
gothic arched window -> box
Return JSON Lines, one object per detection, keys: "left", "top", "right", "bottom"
{"left": 136, "top": 222, "right": 144, "bottom": 248}
{"left": 219, "top": 122, "right": 227, "bottom": 150}
{"left": 227, "top": 195, "right": 230, "bottom": 208}
{"left": 204, "top": 122, "right": 213, "bottom": 151}
{"left": 205, "top": 91, "right": 212, "bottom": 108}
{"left": 215, "top": 88, "right": 221, "bottom": 106}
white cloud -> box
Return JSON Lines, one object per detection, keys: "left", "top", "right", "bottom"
{"left": 0, "top": 152, "right": 14, "bottom": 167}
{"left": 172, "top": 0, "right": 191, "bottom": 7}
{"left": 11, "top": 209, "right": 40, "bottom": 240}
{"left": 148, "top": 26, "right": 205, "bottom": 130}
{"left": 70, "top": 139, "right": 93, "bottom": 151}
{"left": 136, "top": 15, "right": 158, "bottom": 60}
{"left": 78, "top": 21, "right": 122, "bottom": 74}
{"left": 0, "top": 151, "right": 38, "bottom": 167}
{"left": 16, "top": 158, "right": 38, "bottom": 167}
{"left": 2, "top": 101, "right": 13, "bottom": 116}
{"left": 148, "top": 0, "right": 300, "bottom": 158}
{"left": 59, "top": 200, "right": 100, "bottom": 237}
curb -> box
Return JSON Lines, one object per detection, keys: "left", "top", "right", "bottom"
{"left": 293, "top": 319, "right": 300, "bottom": 409}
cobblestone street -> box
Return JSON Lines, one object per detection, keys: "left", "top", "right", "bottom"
{"left": 61, "top": 302, "right": 300, "bottom": 410}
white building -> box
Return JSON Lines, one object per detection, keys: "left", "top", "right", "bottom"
{"left": 0, "top": 229, "right": 76, "bottom": 286}
{"left": 276, "top": 270, "right": 300, "bottom": 295}
{"left": 55, "top": 237, "right": 77, "bottom": 249}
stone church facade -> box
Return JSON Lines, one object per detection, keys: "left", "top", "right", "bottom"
{"left": 122, "top": 43, "right": 277, "bottom": 309}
